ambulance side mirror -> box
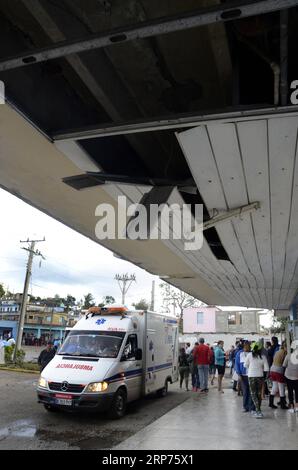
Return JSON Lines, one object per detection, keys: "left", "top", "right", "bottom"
{"left": 135, "top": 348, "right": 142, "bottom": 360}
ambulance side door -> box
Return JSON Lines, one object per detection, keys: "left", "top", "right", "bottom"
{"left": 121, "top": 334, "right": 142, "bottom": 401}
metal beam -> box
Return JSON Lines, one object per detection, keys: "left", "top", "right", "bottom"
{"left": 53, "top": 105, "right": 298, "bottom": 141}
{"left": 202, "top": 202, "right": 260, "bottom": 231}
{"left": 62, "top": 172, "right": 195, "bottom": 190}
{"left": 0, "top": 0, "right": 297, "bottom": 72}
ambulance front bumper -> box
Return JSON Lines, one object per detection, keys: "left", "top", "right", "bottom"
{"left": 37, "top": 388, "right": 114, "bottom": 411}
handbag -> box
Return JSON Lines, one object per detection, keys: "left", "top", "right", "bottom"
{"left": 232, "top": 371, "right": 239, "bottom": 381}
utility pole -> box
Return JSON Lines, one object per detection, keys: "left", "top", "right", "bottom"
{"left": 13, "top": 238, "right": 45, "bottom": 361}
{"left": 150, "top": 280, "right": 155, "bottom": 311}
{"left": 115, "top": 273, "right": 136, "bottom": 305}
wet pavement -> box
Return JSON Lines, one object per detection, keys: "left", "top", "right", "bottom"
{"left": 0, "top": 371, "right": 190, "bottom": 450}
{"left": 116, "top": 385, "right": 298, "bottom": 450}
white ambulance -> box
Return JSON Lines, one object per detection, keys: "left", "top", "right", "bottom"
{"left": 37, "top": 305, "right": 179, "bottom": 418}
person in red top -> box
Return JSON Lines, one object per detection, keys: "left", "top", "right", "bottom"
{"left": 192, "top": 338, "right": 211, "bottom": 393}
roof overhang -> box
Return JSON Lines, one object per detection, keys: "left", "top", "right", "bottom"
{"left": 2, "top": 101, "right": 298, "bottom": 309}
{"left": 0, "top": 102, "right": 229, "bottom": 306}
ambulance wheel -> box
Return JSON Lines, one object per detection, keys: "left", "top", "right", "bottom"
{"left": 157, "top": 380, "right": 168, "bottom": 397}
{"left": 109, "top": 388, "right": 127, "bottom": 419}
{"left": 44, "top": 404, "right": 58, "bottom": 412}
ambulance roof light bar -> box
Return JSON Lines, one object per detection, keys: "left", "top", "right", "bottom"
{"left": 85, "top": 305, "right": 128, "bottom": 319}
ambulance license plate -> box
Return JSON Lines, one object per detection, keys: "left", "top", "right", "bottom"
{"left": 54, "top": 394, "right": 73, "bottom": 406}
{"left": 55, "top": 398, "right": 72, "bottom": 406}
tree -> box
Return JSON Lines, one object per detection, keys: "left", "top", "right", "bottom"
{"left": 0, "top": 283, "right": 5, "bottom": 298}
{"left": 103, "top": 295, "right": 115, "bottom": 305}
{"left": 98, "top": 295, "right": 116, "bottom": 307}
{"left": 160, "top": 282, "right": 202, "bottom": 332}
{"left": 65, "top": 295, "right": 76, "bottom": 312}
{"left": 271, "top": 316, "right": 289, "bottom": 336}
{"left": 133, "top": 299, "right": 149, "bottom": 310}
{"left": 83, "top": 293, "right": 95, "bottom": 309}
{"left": 47, "top": 294, "right": 65, "bottom": 307}
{"left": 30, "top": 295, "right": 42, "bottom": 302}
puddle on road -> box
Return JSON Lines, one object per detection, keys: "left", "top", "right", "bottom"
{"left": 36, "top": 428, "right": 131, "bottom": 449}
{"left": 0, "top": 417, "right": 130, "bottom": 449}
{"left": 0, "top": 420, "right": 36, "bottom": 440}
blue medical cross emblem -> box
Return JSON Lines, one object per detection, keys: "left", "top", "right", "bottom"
{"left": 96, "top": 318, "right": 107, "bottom": 325}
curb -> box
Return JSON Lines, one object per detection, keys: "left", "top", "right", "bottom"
{"left": 0, "top": 366, "right": 40, "bottom": 374}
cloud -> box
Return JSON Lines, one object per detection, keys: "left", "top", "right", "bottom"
{"left": 0, "top": 188, "right": 159, "bottom": 305}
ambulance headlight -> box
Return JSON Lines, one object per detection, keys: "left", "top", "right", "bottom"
{"left": 38, "top": 377, "right": 48, "bottom": 388}
{"left": 86, "top": 381, "right": 108, "bottom": 392}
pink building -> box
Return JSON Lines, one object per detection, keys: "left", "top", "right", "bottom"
{"left": 183, "top": 306, "right": 219, "bottom": 333}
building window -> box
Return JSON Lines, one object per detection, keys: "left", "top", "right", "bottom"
{"left": 228, "top": 314, "right": 236, "bottom": 325}
{"left": 197, "top": 312, "right": 204, "bottom": 325}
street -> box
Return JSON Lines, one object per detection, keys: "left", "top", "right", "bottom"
{"left": 0, "top": 371, "right": 189, "bottom": 450}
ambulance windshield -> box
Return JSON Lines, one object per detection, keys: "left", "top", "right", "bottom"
{"left": 59, "top": 330, "right": 125, "bottom": 358}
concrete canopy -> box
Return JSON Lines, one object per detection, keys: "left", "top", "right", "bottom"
{"left": 0, "top": 103, "right": 229, "bottom": 306}
{"left": 1, "top": 1, "right": 298, "bottom": 309}
{"left": 177, "top": 111, "right": 298, "bottom": 309}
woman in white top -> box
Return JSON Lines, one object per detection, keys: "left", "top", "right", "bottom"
{"left": 283, "top": 340, "right": 298, "bottom": 413}
{"left": 244, "top": 342, "right": 269, "bottom": 418}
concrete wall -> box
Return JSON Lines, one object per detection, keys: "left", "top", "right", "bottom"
{"left": 215, "top": 311, "right": 260, "bottom": 334}
{"left": 180, "top": 333, "right": 272, "bottom": 351}
{"left": 183, "top": 307, "right": 217, "bottom": 333}
{"left": 183, "top": 308, "right": 261, "bottom": 335}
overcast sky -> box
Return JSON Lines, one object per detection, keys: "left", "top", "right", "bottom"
{"left": 0, "top": 187, "right": 160, "bottom": 308}
{"left": 0, "top": 187, "right": 272, "bottom": 326}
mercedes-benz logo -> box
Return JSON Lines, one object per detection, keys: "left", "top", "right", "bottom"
{"left": 61, "top": 381, "right": 69, "bottom": 392}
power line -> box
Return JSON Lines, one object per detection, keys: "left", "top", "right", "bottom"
{"left": 32, "top": 255, "right": 117, "bottom": 281}
{"left": 115, "top": 273, "right": 136, "bottom": 305}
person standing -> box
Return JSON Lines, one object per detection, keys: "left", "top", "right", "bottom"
{"left": 259, "top": 338, "right": 270, "bottom": 398}
{"left": 209, "top": 346, "right": 216, "bottom": 386}
{"left": 269, "top": 341, "right": 288, "bottom": 409}
{"left": 185, "top": 342, "right": 193, "bottom": 355}
{"left": 192, "top": 338, "right": 210, "bottom": 393}
{"left": 215, "top": 341, "right": 226, "bottom": 393}
{"left": 38, "top": 341, "right": 56, "bottom": 372}
{"left": 188, "top": 343, "right": 200, "bottom": 391}
{"left": 232, "top": 341, "right": 242, "bottom": 391}
{"left": 178, "top": 348, "right": 190, "bottom": 391}
{"left": 235, "top": 341, "right": 255, "bottom": 412}
{"left": 268, "top": 336, "right": 280, "bottom": 368}
{"left": 53, "top": 338, "right": 61, "bottom": 351}
{"left": 228, "top": 345, "right": 235, "bottom": 376}
{"left": 245, "top": 341, "right": 269, "bottom": 418}
{"left": 283, "top": 340, "right": 298, "bottom": 413}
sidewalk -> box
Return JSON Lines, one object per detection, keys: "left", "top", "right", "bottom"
{"left": 114, "top": 384, "right": 298, "bottom": 450}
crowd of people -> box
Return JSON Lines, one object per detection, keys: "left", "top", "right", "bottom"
{"left": 23, "top": 333, "right": 57, "bottom": 346}
{"left": 178, "top": 336, "right": 298, "bottom": 418}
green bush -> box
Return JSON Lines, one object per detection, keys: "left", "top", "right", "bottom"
{"left": 4, "top": 345, "right": 14, "bottom": 363}
{"left": 16, "top": 349, "right": 26, "bottom": 367}
{"left": 4, "top": 345, "right": 26, "bottom": 365}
